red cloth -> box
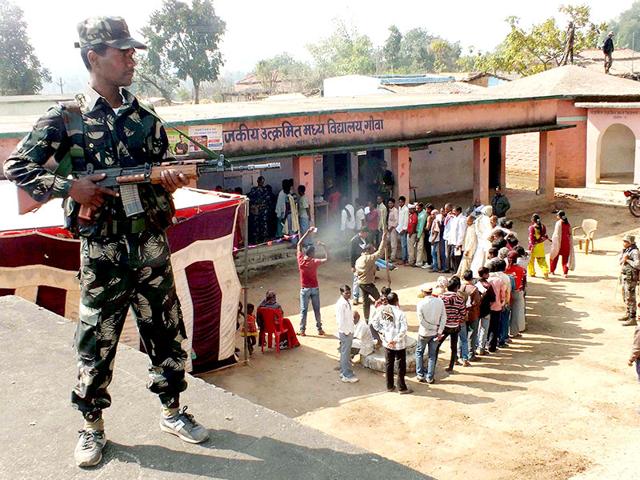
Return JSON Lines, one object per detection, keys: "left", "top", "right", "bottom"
{"left": 366, "top": 209, "right": 379, "bottom": 231}
{"left": 328, "top": 191, "right": 341, "bottom": 214}
{"left": 297, "top": 252, "right": 322, "bottom": 288}
{"left": 528, "top": 224, "right": 548, "bottom": 250}
{"left": 506, "top": 264, "right": 526, "bottom": 291}
{"left": 407, "top": 212, "right": 418, "bottom": 235}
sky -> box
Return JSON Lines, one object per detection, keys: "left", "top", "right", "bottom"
{"left": 14, "top": 0, "right": 636, "bottom": 93}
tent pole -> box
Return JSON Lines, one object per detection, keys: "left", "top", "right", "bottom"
{"left": 242, "top": 197, "right": 249, "bottom": 364}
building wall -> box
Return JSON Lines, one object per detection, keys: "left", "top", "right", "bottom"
{"left": 555, "top": 100, "right": 588, "bottom": 187}
{"left": 410, "top": 140, "right": 474, "bottom": 198}
{"left": 585, "top": 108, "right": 640, "bottom": 185}
{"left": 600, "top": 124, "right": 635, "bottom": 175}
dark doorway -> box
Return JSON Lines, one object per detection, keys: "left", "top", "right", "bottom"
{"left": 489, "top": 137, "right": 502, "bottom": 189}
{"left": 358, "top": 149, "right": 385, "bottom": 203}
{"left": 323, "top": 152, "right": 351, "bottom": 200}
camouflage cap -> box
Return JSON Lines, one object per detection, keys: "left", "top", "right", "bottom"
{"left": 75, "top": 16, "right": 146, "bottom": 50}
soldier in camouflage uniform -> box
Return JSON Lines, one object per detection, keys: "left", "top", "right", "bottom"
{"left": 619, "top": 235, "right": 640, "bottom": 327}
{"left": 4, "top": 17, "right": 208, "bottom": 468}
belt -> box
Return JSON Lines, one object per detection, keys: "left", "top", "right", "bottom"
{"left": 100, "top": 217, "right": 148, "bottom": 236}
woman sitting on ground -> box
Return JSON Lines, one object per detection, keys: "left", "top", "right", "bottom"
{"left": 257, "top": 291, "right": 300, "bottom": 349}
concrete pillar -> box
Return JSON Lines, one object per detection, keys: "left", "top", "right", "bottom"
{"left": 539, "top": 131, "right": 557, "bottom": 202}
{"left": 390, "top": 147, "right": 410, "bottom": 200}
{"left": 500, "top": 136, "right": 507, "bottom": 188}
{"left": 585, "top": 120, "right": 599, "bottom": 187}
{"left": 473, "top": 138, "right": 490, "bottom": 204}
{"left": 293, "top": 155, "right": 315, "bottom": 221}
{"left": 350, "top": 152, "right": 359, "bottom": 203}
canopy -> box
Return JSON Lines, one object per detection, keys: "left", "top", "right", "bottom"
{"left": 0, "top": 182, "right": 245, "bottom": 373}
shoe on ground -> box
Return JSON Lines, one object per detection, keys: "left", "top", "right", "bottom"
{"left": 75, "top": 429, "right": 106, "bottom": 468}
{"left": 398, "top": 388, "right": 413, "bottom": 395}
{"left": 479, "top": 348, "right": 487, "bottom": 355}
{"left": 623, "top": 319, "right": 638, "bottom": 326}
{"left": 317, "top": 330, "right": 326, "bottom": 336}
{"left": 421, "top": 264, "right": 431, "bottom": 269}
{"left": 618, "top": 316, "right": 630, "bottom": 322}
{"left": 426, "top": 377, "right": 435, "bottom": 384}
{"left": 298, "top": 330, "right": 306, "bottom": 336}
{"left": 469, "top": 355, "right": 481, "bottom": 362}
{"left": 340, "top": 375, "right": 359, "bottom": 383}
{"left": 463, "top": 360, "right": 471, "bottom": 367}
{"left": 387, "top": 386, "right": 396, "bottom": 392}
{"left": 445, "top": 367, "right": 454, "bottom": 373}
{"left": 455, "top": 360, "right": 463, "bottom": 366}
{"left": 416, "top": 376, "right": 427, "bottom": 383}
{"left": 160, "top": 406, "right": 209, "bottom": 444}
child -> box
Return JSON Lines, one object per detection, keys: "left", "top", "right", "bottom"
{"left": 240, "top": 303, "right": 258, "bottom": 355}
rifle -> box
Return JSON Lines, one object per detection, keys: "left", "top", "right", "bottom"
{"left": 17, "top": 154, "right": 281, "bottom": 219}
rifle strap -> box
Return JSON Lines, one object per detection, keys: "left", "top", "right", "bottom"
{"left": 57, "top": 100, "right": 85, "bottom": 177}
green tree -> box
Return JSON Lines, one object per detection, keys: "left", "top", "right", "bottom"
{"left": 478, "top": 4, "right": 605, "bottom": 76}
{"left": 254, "top": 53, "right": 313, "bottom": 94}
{"left": 430, "top": 38, "right": 462, "bottom": 72}
{"left": 144, "top": 0, "right": 225, "bottom": 103}
{"left": 399, "top": 28, "right": 435, "bottom": 72}
{"left": 382, "top": 25, "right": 403, "bottom": 71}
{"left": 307, "top": 20, "right": 376, "bottom": 78}
{"left": 133, "top": 49, "right": 180, "bottom": 103}
{"left": 609, "top": 1, "right": 640, "bottom": 49}
{"left": 0, "top": 0, "right": 50, "bottom": 95}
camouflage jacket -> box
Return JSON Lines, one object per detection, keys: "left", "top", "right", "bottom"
{"left": 4, "top": 87, "right": 173, "bottom": 237}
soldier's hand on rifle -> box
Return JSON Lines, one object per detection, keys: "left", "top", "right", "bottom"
{"left": 160, "top": 169, "right": 190, "bottom": 193}
{"left": 69, "top": 173, "right": 118, "bottom": 210}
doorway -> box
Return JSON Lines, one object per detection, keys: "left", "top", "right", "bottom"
{"left": 598, "top": 123, "right": 635, "bottom": 184}
{"left": 489, "top": 137, "right": 502, "bottom": 189}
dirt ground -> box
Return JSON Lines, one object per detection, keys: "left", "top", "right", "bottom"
{"left": 198, "top": 190, "right": 640, "bottom": 480}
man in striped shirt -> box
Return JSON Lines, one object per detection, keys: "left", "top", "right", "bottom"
{"left": 438, "top": 276, "right": 467, "bottom": 373}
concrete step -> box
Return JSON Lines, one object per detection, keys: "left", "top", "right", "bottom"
{"left": 0, "top": 296, "right": 429, "bottom": 480}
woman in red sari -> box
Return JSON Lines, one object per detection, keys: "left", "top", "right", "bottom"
{"left": 256, "top": 291, "right": 300, "bottom": 349}
{"left": 550, "top": 210, "right": 575, "bottom": 278}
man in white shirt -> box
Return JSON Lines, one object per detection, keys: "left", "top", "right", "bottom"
{"left": 340, "top": 201, "right": 355, "bottom": 237}
{"left": 441, "top": 203, "right": 454, "bottom": 272}
{"left": 415, "top": 284, "right": 447, "bottom": 383}
{"left": 370, "top": 292, "right": 412, "bottom": 394}
{"left": 396, "top": 196, "right": 409, "bottom": 264}
{"left": 387, "top": 198, "right": 399, "bottom": 260}
{"left": 354, "top": 198, "right": 366, "bottom": 231}
{"left": 376, "top": 195, "right": 387, "bottom": 245}
{"left": 335, "top": 285, "right": 359, "bottom": 383}
{"left": 450, "top": 206, "right": 467, "bottom": 274}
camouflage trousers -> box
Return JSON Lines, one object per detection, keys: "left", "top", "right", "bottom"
{"left": 72, "top": 229, "right": 187, "bottom": 416}
{"left": 623, "top": 279, "right": 638, "bottom": 320}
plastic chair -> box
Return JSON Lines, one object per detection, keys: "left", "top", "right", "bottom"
{"left": 257, "top": 307, "right": 288, "bottom": 355}
{"left": 572, "top": 219, "right": 598, "bottom": 255}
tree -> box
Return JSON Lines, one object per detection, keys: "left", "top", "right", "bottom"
{"left": 144, "top": 0, "right": 225, "bottom": 103}
{"left": 0, "top": 0, "right": 50, "bottom": 95}
{"left": 430, "top": 39, "right": 462, "bottom": 72}
{"left": 254, "top": 53, "right": 313, "bottom": 94}
{"left": 399, "top": 28, "right": 435, "bottom": 72}
{"left": 132, "top": 49, "right": 180, "bottom": 103}
{"left": 477, "top": 4, "right": 605, "bottom": 76}
{"left": 382, "top": 25, "right": 403, "bottom": 72}
{"left": 610, "top": 1, "right": 640, "bottom": 49}
{"left": 307, "top": 20, "right": 376, "bottom": 78}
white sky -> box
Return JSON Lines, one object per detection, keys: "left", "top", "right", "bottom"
{"left": 15, "top": 0, "right": 635, "bottom": 88}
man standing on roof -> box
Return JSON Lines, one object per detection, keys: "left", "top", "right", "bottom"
{"left": 4, "top": 17, "right": 208, "bottom": 468}
{"left": 603, "top": 32, "right": 615, "bottom": 74}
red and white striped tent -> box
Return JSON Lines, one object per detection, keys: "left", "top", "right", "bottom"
{"left": 0, "top": 182, "right": 246, "bottom": 373}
